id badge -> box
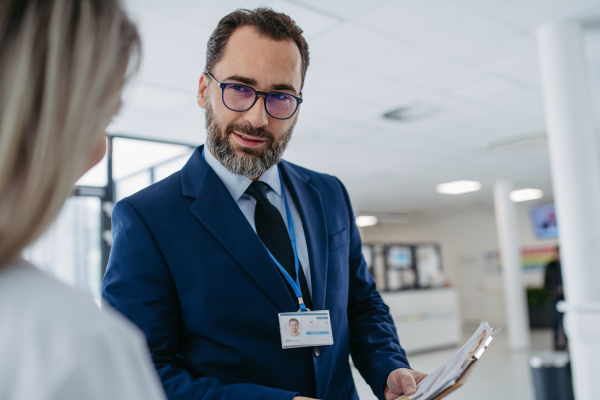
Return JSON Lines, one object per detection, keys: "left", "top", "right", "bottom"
{"left": 278, "top": 310, "right": 334, "bottom": 349}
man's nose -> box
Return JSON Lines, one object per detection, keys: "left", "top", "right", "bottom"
{"left": 244, "top": 95, "right": 269, "bottom": 128}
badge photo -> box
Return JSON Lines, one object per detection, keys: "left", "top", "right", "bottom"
{"left": 278, "top": 311, "right": 334, "bottom": 349}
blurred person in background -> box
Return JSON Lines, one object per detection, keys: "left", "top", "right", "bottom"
{"left": 103, "top": 7, "right": 426, "bottom": 400}
{"left": 544, "top": 245, "right": 566, "bottom": 350}
{"left": 0, "top": 1, "right": 166, "bottom": 399}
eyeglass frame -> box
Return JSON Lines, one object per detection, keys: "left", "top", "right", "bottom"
{"left": 205, "top": 71, "right": 303, "bottom": 120}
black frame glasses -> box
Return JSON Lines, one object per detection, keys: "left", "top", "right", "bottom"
{"left": 205, "top": 71, "right": 303, "bottom": 120}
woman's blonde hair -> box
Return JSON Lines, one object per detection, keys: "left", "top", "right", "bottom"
{"left": 0, "top": 0, "right": 140, "bottom": 266}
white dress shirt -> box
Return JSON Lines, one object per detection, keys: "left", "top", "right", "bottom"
{"left": 0, "top": 259, "right": 167, "bottom": 400}
{"left": 203, "top": 148, "right": 312, "bottom": 296}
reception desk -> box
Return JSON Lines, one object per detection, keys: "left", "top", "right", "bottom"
{"left": 381, "top": 287, "right": 461, "bottom": 354}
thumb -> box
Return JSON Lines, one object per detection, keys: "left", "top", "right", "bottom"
{"left": 400, "top": 373, "right": 417, "bottom": 396}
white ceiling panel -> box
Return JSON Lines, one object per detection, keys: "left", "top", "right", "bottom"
{"left": 265, "top": 0, "right": 341, "bottom": 39}
{"left": 452, "top": 0, "right": 506, "bottom": 10}
{"left": 353, "top": 42, "right": 449, "bottom": 81}
{"left": 109, "top": 82, "right": 204, "bottom": 144}
{"left": 414, "top": 10, "right": 527, "bottom": 57}
{"left": 491, "top": 89, "right": 546, "bottom": 121}
{"left": 468, "top": 37, "right": 538, "bottom": 70}
{"left": 448, "top": 75, "right": 528, "bottom": 102}
{"left": 132, "top": 10, "right": 210, "bottom": 91}
{"left": 357, "top": 0, "right": 470, "bottom": 40}
{"left": 481, "top": 0, "right": 600, "bottom": 32}
{"left": 291, "top": 0, "right": 389, "bottom": 20}
{"left": 126, "top": 0, "right": 268, "bottom": 25}
{"left": 308, "top": 22, "right": 399, "bottom": 64}
{"left": 303, "top": 62, "right": 423, "bottom": 114}
{"left": 407, "top": 60, "right": 485, "bottom": 89}
{"left": 467, "top": 37, "right": 541, "bottom": 86}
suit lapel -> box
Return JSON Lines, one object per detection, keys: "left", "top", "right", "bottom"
{"left": 182, "top": 146, "right": 297, "bottom": 312}
{"left": 280, "top": 161, "right": 328, "bottom": 311}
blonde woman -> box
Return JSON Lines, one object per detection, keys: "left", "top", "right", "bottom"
{"left": 0, "top": 1, "right": 166, "bottom": 399}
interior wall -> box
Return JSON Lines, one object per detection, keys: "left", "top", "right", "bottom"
{"left": 359, "top": 199, "right": 558, "bottom": 328}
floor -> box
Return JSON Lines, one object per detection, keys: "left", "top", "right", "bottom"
{"left": 351, "top": 329, "right": 555, "bottom": 400}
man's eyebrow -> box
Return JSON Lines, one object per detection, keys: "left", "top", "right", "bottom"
{"left": 272, "top": 83, "right": 298, "bottom": 94}
{"left": 224, "top": 75, "right": 257, "bottom": 86}
{"left": 224, "top": 75, "right": 299, "bottom": 95}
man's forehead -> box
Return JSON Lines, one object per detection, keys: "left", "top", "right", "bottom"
{"left": 213, "top": 26, "right": 302, "bottom": 93}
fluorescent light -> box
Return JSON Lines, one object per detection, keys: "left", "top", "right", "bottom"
{"left": 510, "top": 188, "right": 543, "bottom": 202}
{"left": 356, "top": 216, "right": 378, "bottom": 227}
{"left": 436, "top": 180, "right": 482, "bottom": 195}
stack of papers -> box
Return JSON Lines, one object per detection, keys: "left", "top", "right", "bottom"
{"left": 397, "top": 321, "right": 500, "bottom": 400}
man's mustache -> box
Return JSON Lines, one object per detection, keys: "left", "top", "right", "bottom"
{"left": 226, "top": 123, "right": 275, "bottom": 144}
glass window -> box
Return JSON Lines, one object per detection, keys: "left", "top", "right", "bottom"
{"left": 112, "top": 136, "right": 194, "bottom": 201}
{"left": 23, "top": 196, "right": 102, "bottom": 304}
{"left": 116, "top": 171, "right": 152, "bottom": 201}
{"left": 154, "top": 152, "right": 193, "bottom": 182}
{"left": 112, "top": 137, "right": 193, "bottom": 180}
{"left": 25, "top": 136, "right": 196, "bottom": 302}
{"left": 76, "top": 152, "right": 108, "bottom": 187}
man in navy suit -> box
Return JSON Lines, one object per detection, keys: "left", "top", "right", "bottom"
{"left": 102, "top": 8, "right": 426, "bottom": 400}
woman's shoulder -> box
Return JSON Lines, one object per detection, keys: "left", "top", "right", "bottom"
{"left": 0, "top": 259, "right": 146, "bottom": 363}
{"left": 0, "top": 260, "right": 165, "bottom": 399}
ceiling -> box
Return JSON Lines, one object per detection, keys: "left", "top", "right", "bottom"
{"left": 110, "top": 0, "right": 600, "bottom": 216}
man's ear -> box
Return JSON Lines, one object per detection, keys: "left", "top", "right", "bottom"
{"left": 197, "top": 73, "right": 208, "bottom": 109}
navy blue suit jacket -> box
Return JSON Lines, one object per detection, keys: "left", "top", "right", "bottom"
{"left": 102, "top": 146, "right": 409, "bottom": 400}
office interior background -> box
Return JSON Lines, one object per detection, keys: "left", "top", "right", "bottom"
{"left": 23, "top": 0, "right": 600, "bottom": 399}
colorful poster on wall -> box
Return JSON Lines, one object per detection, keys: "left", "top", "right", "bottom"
{"left": 521, "top": 246, "right": 557, "bottom": 271}
{"left": 486, "top": 245, "right": 558, "bottom": 273}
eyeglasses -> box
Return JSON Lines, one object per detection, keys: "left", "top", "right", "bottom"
{"left": 205, "top": 71, "right": 303, "bottom": 120}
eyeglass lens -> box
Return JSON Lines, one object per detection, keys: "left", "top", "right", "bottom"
{"left": 223, "top": 85, "right": 297, "bottom": 119}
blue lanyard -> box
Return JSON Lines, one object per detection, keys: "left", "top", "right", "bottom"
{"left": 261, "top": 167, "right": 307, "bottom": 312}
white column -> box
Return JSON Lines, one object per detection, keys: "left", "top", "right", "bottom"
{"left": 537, "top": 20, "right": 600, "bottom": 400}
{"left": 493, "top": 181, "right": 531, "bottom": 351}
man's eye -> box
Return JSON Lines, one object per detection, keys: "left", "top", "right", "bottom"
{"left": 271, "top": 93, "right": 291, "bottom": 101}
{"left": 232, "top": 85, "right": 250, "bottom": 92}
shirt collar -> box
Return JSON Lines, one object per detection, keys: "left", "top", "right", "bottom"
{"left": 203, "top": 147, "right": 282, "bottom": 202}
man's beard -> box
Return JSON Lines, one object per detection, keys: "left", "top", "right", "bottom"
{"left": 205, "top": 100, "right": 297, "bottom": 178}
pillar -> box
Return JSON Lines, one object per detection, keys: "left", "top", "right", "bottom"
{"left": 537, "top": 20, "right": 600, "bottom": 400}
{"left": 493, "top": 181, "right": 531, "bottom": 351}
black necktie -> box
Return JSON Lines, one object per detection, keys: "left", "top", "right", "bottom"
{"left": 245, "top": 181, "right": 313, "bottom": 310}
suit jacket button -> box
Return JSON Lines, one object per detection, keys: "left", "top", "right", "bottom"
{"left": 314, "top": 347, "right": 321, "bottom": 357}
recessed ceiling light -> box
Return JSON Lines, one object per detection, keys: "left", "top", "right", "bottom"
{"left": 436, "top": 180, "right": 482, "bottom": 195}
{"left": 510, "top": 188, "right": 543, "bottom": 202}
{"left": 356, "top": 216, "right": 378, "bottom": 227}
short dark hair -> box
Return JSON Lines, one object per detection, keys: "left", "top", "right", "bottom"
{"left": 205, "top": 8, "right": 309, "bottom": 89}
{"left": 289, "top": 318, "right": 299, "bottom": 325}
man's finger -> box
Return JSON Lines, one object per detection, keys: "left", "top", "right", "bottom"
{"left": 400, "top": 373, "right": 417, "bottom": 395}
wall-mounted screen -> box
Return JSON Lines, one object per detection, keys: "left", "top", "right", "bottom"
{"left": 531, "top": 203, "right": 558, "bottom": 239}
{"left": 415, "top": 243, "right": 443, "bottom": 288}
{"left": 384, "top": 245, "right": 416, "bottom": 291}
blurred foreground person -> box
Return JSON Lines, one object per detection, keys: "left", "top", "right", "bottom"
{"left": 0, "top": 1, "right": 166, "bottom": 399}
{"left": 544, "top": 245, "right": 566, "bottom": 350}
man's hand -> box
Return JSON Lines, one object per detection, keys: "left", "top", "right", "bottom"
{"left": 384, "top": 368, "right": 428, "bottom": 400}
